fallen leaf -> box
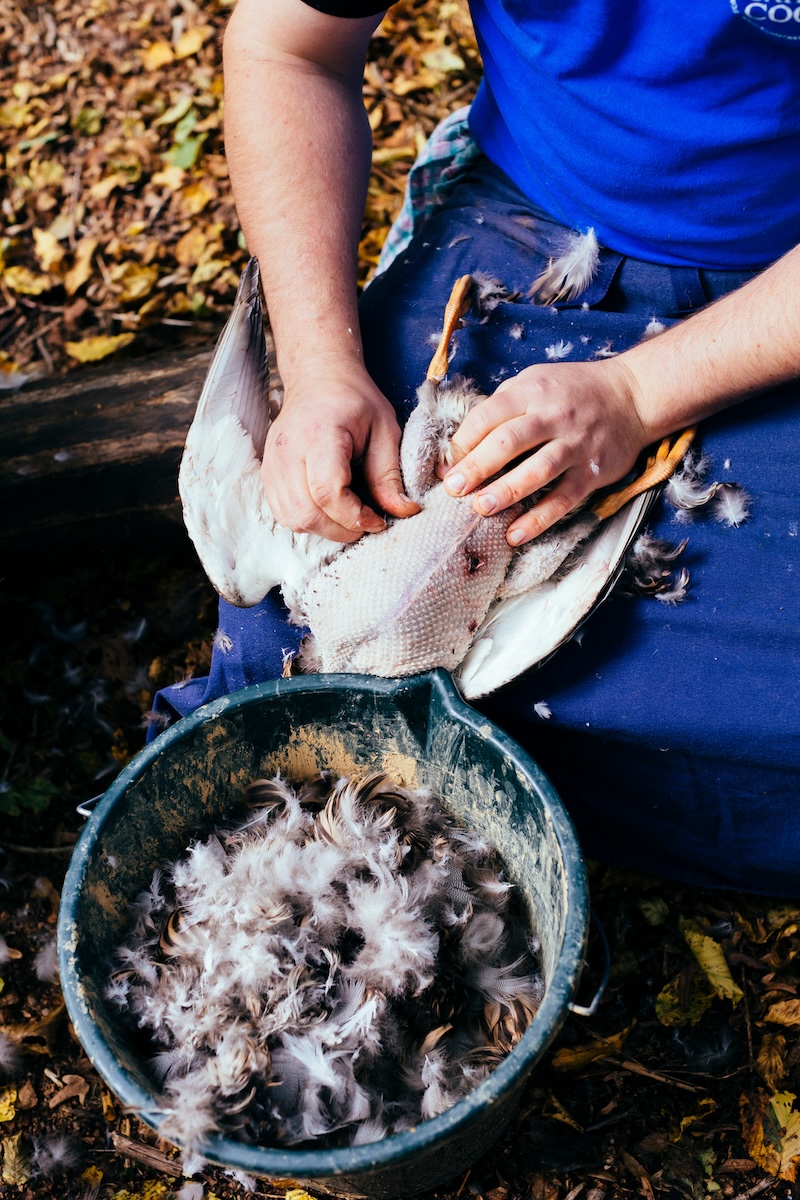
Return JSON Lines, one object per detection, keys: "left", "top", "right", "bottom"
{"left": 64, "top": 333, "right": 135, "bottom": 362}
{"left": 765, "top": 999, "right": 800, "bottom": 1027}
{"left": 285, "top": 1191, "right": 318, "bottom": 1200}
{"left": 390, "top": 68, "right": 444, "bottom": 95}
{"left": 670, "top": 1097, "right": 716, "bottom": 1142}
{"left": 552, "top": 1026, "right": 631, "bottom": 1071}
{"left": 421, "top": 45, "right": 465, "bottom": 71}
{"left": 175, "top": 25, "right": 213, "bottom": 59}
{"left": 64, "top": 236, "right": 98, "bottom": 296}
{"left": 179, "top": 179, "right": 217, "bottom": 216}
{"left": 740, "top": 1089, "right": 800, "bottom": 1182}
{"left": 681, "top": 918, "right": 743, "bottom": 1005}
{"left": 101, "top": 1089, "right": 116, "bottom": 1122}
{"left": 142, "top": 40, "right": 174, "bottom": 70}
{"left": 15, "top": 1081, "right": 37, "bottom": 1110}
{"left": 48, "top": 1073, "right": 89, "bottom": 1108}
{"left": 640, "top": 897, "right": 669, "bottom": 926}
{"left": 0, "top": 1001, "right": 66, "bottom": 1054}
{"left": 757, "top": 1032, "right": 787, "bottom": 1090}
{"left": 32, "top": 227, "right": 65, "bottom": 273}
{"left": 655, "top": 971, "right": 715, "bottom": 1027}
{"left": 88, "top": 172, "right": 130, "bottom": 202}
{"left": 1, "top": 1133, "right": 30, "bottom": 1185}
{"left": 3, "top": 265, "right": 52, "bottom": 295}
{"left": 151, "top": 165, "right": 186, "bottom": 191}
{"left": 110, "top": 262, "right": 159, "bottom": 303}
{"left": 82, "top": 1165, "right": 103, "bottom": 1187}
{"left": 0, "top": 1088, "right": 16, "bottom": 1122}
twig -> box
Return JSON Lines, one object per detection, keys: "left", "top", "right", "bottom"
{"left": 110, "top": 1132, "right": 183, "bottom": 1178}
{"left": 742, "top": 969, "right": 754, "bottom": 1072}
{"left": 615, "top": 1058, "right": 700, "bottom": 1093}
{"left": 455, "top": 1169, "right": 471, "bottom": 1199}
{"left": 731, "top": 1178, "right": 775, "bottom": 1200}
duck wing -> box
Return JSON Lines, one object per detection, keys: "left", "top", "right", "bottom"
{"left": 179, "top": 259, "right": 334, "bottom": 609}
{"left": 456, "top": 492, "right": 654, "bottom": 699}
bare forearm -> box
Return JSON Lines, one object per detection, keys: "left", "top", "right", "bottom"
{"left": 623, "top": 242, "right": 800, "bottom": 441}
{"left": 223, "top": 0, "right": 379, "bottom": 390}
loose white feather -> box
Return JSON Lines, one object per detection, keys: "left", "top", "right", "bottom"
{"left": 713, "top": 482, "right": 751, "bottom": 527}
{"left": 545, "top": 340, "right": 573, "bottom": 361}
{"left": 530, "top": 228, "right": 600, "bottom": 305}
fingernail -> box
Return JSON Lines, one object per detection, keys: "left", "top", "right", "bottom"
{"left": 508, "top": 528, "right": 526, "bottom": 545}
{"left": 476, "top": 494, "right": 497, "bottom": 515}
{"left": 399, "top": 492, "right": 414, "bottom": 504}
{"left": 444, "top": 472, "right": 466, "bottom": 495}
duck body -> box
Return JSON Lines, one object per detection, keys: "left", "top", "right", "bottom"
{"left": 180, "top": 260, "right": 651, "bottom": 697}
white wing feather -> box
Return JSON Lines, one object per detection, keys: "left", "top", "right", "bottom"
{"left": 457, "top": 493, "right": 653, "bottom": 699}
{"left": 179, "top": 259, "right": 334, "bottom": 608}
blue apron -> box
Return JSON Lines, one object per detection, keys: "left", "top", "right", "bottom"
{"left": 154, "top": 161, "right": 800, "bottom": 897}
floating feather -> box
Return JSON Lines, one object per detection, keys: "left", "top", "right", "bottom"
{"left": 713, "top": 482, "right": 751, "bottom": 528}
{"left": 530, "top": 228, "right": 600, "bottom": 305}
{"left": 108, "top": 772, "right": 542, "bottom": 1160}
{"left": 664, "top": 450, "right": 716, "bottom": 511}
{"left": 545, "top": 340, "right": 573, "bottom": 361}
{"left": 471, "top": 271, "right": 516, "bottom": 315}
{"left": 654, "top": 567, "right": 691, "bottom": 605}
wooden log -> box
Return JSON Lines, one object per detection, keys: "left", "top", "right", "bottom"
{"left": 0, "top": 346, "right": 210, "bottom": 560}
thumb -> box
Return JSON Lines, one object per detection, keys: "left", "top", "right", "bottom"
{"left": 364, "top": 424, "right": 421, "bottom": 519}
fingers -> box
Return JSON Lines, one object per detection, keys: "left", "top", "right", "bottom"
{"left": 363, "top": 420, "right": 421, "bottom": 519}
{"left": 505, "top": 468, "right": 591, "bottom": 545}
{"left": 265, "top": 431, "right": 379, "bottom": 543}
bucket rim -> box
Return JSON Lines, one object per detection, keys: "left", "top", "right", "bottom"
{"left": 58, "top": 668, "right": 589, "bottom": 1179}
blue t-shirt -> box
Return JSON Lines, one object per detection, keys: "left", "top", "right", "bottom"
{"left": 467, "top": 0, "right": 800, "bottom": 268}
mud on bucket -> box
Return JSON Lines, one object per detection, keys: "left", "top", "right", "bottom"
{"left": 58, "top": 669, "right": 588, "bottom": 1199}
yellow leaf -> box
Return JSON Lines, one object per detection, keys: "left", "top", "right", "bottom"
{"left": 101, "top": 1089, "right": 115, "bottom": 1122}
{"left": 421, "top": 46, "right": 465, "bottom": 71}
{"left": 741, "top": 1090, "right": 800, "bottom": 1182}
{"left": 372, "top": 145, "right": 416, "bottom": 165}
{"left": 141, "top": 1183, "right": 169, "bottom": 1199}
{"left": 4, "top": 266, "right": 52, "bottom": 295}
{"left": 88, "top": 172, "right": 129, "bottom": 201}
{"left": 65, "top": 334, "right": 135, "bottom": 362}
{"left": 765, "top": 999, "right": 800, "bottom": 1027}
{"left": 0, "top": 1088, "right": 16, "bottom": 1122}
{"left": 1, "top": 1133, "right": 30, "bottom": 1185}
{"left": 655, "top": 971, "right": 715, "bottom": 1027}
{"left": 142, "top": 41, "right": 174, "bottom": 70}
{"left": 110, "top": 262, "right": 159, "bottom": 303}
{"left": 390, "top": 69, "right": 444, "bottom": 95}
{"left": 175, "top": 226, "right": 212, "bottom": 267}
{"left": 670, "top": 1097, "right": 716, "bottom": 1142}
{"left": 82, "top": 1165, "right": 104, "bottom": 1186}
{"left": 285, "top": 1191, "right": 318, "bottom": 1200}
{"left": 64, "top": 237, "right": 98, "bottom": 296}
{"left": 543, "top": 1091, "right": 583, "bottom": 1131}
{"left": 175, "top": 25, "right": 213, "bottom": 59}
{"left": 151, "top": 165, "right": 186, "bottom": 192}
{"left": 32, "top": 228, "right": 64, "bottom": 273}
{"left": 757, "top": 1033, "right": 787, "bottom": 1091}
{"left": 552, "top": 1026, "right": 630, "bottom": 1071}
{"left": 681, "top": 918, "right": 743, "bottom": 1005}
{"left": 179, "top": 179, "right": 217, "bottom": 216}
{"left": 190, "top": 258, "right": 226, "bottom": 286}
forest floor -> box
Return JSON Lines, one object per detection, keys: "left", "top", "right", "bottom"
{"left": 2, "top": 0, "right": 800, "bottom": 1198}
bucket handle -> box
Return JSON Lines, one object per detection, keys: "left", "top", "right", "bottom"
{"left": 568, "top": 909, "right": 610, "bottom": 1018}
{"left": 76, "top": 794, "right": 103, "bottom": 819}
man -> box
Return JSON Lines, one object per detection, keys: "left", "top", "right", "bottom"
{"left": 164, "top": 0, "right": 800, "bottom": 893}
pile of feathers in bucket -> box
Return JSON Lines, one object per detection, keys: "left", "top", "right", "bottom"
{"left": 106, "top": 772, "right": 543, "bottom": 1157}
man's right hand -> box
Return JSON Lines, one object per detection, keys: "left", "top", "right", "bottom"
{"left": 262, "top": 366, "right": 420, "bottom": 543}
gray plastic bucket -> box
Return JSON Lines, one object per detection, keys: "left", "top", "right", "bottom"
{"left": 58, "top": 670, "right": 588, "bottom": 1198}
